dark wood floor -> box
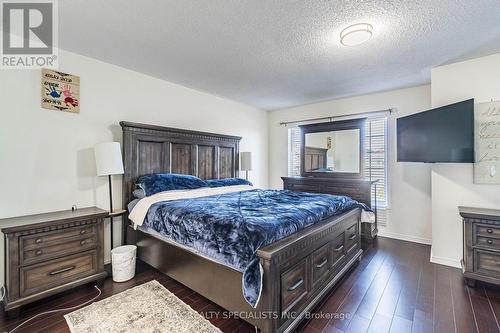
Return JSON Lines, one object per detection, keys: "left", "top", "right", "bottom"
{"left": 2, "top": 237, "right": 500, "bottom": 333}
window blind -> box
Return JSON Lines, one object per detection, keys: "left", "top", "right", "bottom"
{"left": 288, "top": 127, "right": 302, "bottom": 177}
{"left": 365, "top": 117, "right": 388, "bottom": 208}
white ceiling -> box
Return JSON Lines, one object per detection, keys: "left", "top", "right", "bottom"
{"left": 59, "top": 1, "right": 500, "bottom": 110}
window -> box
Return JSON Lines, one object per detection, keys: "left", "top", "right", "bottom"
{"left": 287, "top": 116, "right": 389, "bottom": 210}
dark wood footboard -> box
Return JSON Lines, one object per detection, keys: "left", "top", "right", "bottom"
{"left": 257, "top": 207, "right": 362, "bottom": 333}
{"left": 128, "top": 208, "right": 362, "bottom": 333}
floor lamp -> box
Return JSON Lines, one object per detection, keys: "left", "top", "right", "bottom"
{"left": 94, "top": 142, "right": 124, "bottom": 249}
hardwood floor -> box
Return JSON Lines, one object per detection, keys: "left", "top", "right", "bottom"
{"left": 1, "top": 237, "right": 499, "bottom": 333}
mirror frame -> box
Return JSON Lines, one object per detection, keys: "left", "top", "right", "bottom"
{"left": 299, "top": 118, "right": 366, "bottom": 179}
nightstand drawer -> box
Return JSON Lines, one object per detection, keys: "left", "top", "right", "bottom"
{"left": 22, "top": 236, "right": 97, "bottom": 265}
{"left": 474, "top": 249, "right": 500, "bottom": 276}
{"left": 475, "top": 224, "right": 500, "bottom": 238}
{"left": 475, "top": 236, "right": 500, "bottom": 251}
{"left": 21, "top": 224, "right": 96, "bottom": 250}
{"left": 20, "top": 250, "right": 98, "bottom": 297}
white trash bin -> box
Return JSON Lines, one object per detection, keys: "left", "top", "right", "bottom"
{"left": 111, "top": 245, "right": 137, "bottom": 282}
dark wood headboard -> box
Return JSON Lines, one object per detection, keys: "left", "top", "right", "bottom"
{"left": 120, "top": 121, "right": 241, "bottom": 206}
{"left": 304, "top": 146, "right": 328, "bottom": 172}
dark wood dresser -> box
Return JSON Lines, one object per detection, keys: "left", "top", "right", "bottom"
{"left": 460, "top": 206, "right": 500, "bottom": 287}
{"left": 0, "top": 207, "right": 108, "bottom": 316}
{"left": 282, "top": 176, "right": 377, "bottom": 242}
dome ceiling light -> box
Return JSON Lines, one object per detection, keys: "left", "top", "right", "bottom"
{"left": 340, "top": 23, "right": 373, "bottom": 46}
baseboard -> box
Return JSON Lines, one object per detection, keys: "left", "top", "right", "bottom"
{"left": 429, "top": 249, "right": 461, "bottom": 268}
{"left": 377, "top": 230, "right": 432, "bottom": 245}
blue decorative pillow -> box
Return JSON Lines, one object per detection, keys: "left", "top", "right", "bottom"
{"left": 205, "top": 178, "right": 253, "bottom": 188}
{"left": 136, "top": 173, "right": 208, "bottom": 196}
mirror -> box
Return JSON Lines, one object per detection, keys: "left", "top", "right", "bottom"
{"left": 304, "top": 129, "right": 360, "bottom": 173}
{"left": 300, "top": 118, "right": 365, "bottom": 178}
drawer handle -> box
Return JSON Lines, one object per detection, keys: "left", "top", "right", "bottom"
{"left": 35, "top": 250, "right": 43, "bottom": 256}
{"left": 287, "top": 278, "right": 304, "bottom": 292}
{"left": 35, "top": 238, "right": 42, "bottom": 244}
{"left": 487, "top": 239, "right": 493, "bottom": 245}
{"left": 316, "top": 258, "right": 328, "bottom": 269}
{"left": 80, "top": 229, "right": 87, "bottom": 235}
{"left": 80, "top": 240, "right": 87, "bottom": 246}
{"left": 487, "top": 229, "right": 493, "bottom": 234}
{"left": 49, "top": 266, "right": 75, "bottom": 276}
{"left": 349, "top": 234, "right": 357, "bottom": 240}
{"left": 334, "top": 245, "right": 344, "bottom": 252}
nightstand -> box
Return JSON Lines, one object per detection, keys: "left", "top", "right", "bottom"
{"left": 0, "top": 207, "right": 108, "bottom": 317}
{"left": 460, "top": 206, "right": 500, "bottom": 288}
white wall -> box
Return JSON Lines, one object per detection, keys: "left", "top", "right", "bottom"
{"left": 0, "top": 49, "right": 269, "bottom": 281}
{"left": 430, "top": 53, "right": 500, "bottom": 267}
{"left": 268, "top": 85, "right": 433, "bottom": 244}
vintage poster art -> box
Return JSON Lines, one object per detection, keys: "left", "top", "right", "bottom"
{"left": 474, "top": 100, "right": 500, "bottom": 184}
{"left": 41, "top": 69, "right": 80, "bottom": 113}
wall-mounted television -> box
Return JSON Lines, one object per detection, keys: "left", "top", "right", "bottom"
{"left": 397, "top": 99, "right": 474, "bottom": 163}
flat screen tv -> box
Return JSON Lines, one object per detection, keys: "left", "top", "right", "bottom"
{"left": 397, "top": 99, "right": 474, "bottom": 163}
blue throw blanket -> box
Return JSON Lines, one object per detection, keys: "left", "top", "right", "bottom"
{"left": 141, "top": 188, "right": 368, "bottom": 307}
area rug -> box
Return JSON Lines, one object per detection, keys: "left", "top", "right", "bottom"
{"left": 64, "top": 280, "right": 222, "bottom": 333}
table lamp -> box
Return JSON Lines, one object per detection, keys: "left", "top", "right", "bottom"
{"left": 240, "top": 152, "right": 252, "bottom": 181}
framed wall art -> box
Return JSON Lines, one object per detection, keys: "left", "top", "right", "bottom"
{"left": 41, "top": 68, "right": 80, "bottom": 113}
{"left": 474, "top": 100, "right": 500, "bottom": 184}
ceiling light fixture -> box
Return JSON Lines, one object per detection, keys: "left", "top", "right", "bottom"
{"left": 340, "top": 23, "right": 373, "bottom": 46}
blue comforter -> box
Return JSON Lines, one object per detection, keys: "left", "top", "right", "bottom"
{"left": 141, "top": 188, "right": 368, "bottom": 307}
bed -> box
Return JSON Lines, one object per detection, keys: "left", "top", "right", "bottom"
{"left": 121, "top": 121, "right": 367, "bottom": 333}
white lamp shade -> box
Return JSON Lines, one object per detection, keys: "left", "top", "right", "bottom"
{"left": 94, "top": 142, "right": 124, "bottom": 176}
{"left": 240, "top": 152, "right": 252, "bottom": 171}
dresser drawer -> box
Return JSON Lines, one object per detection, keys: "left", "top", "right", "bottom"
{"left": 475, "top": 224, "right": 500, "bottom": 238}
{"left": 21, "top": 236, "right": 97, "bottom": 265}
{"left": 287, "top": 183, "right": 321, "bottom": 193}
{"left": 21, "top": 224, "right": 96, "bottom": 250}
{"left": 20, "top": 250, "right": 98, "bottom": 297}
{"left": 281, "top": 258, "right": 308, "bottom": 313}
{"left": 321, "top": 185, "right": 363, "bottom": 201}
{"left": 312, "top": 243, "right": 330, "bottom": 287}
{"left": 331, "top": 232, "right": 345, "bottom": 269}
